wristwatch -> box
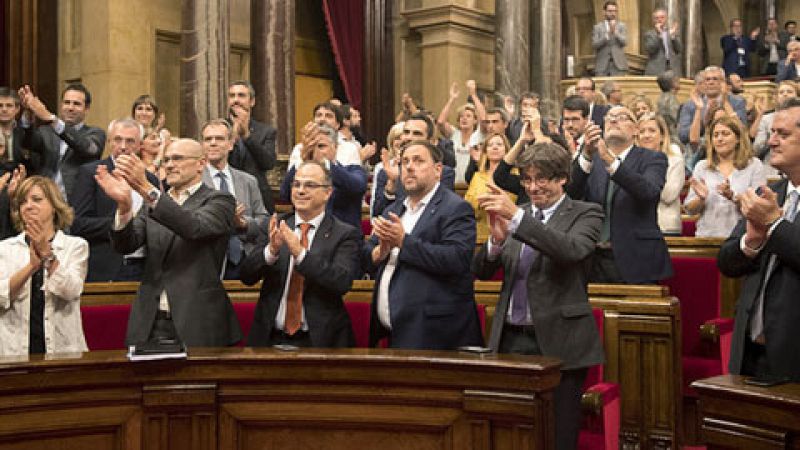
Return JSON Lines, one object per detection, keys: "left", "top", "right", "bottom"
{"left": 147, "top": 187, "right": 160, "bottom": 204}
{"left": 41, "top": 253, "right": 56, "bottom": 267}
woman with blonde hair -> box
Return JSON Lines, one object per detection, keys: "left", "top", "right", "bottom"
{"left": 464, "top": 132, "right": 517, "bottom": 237}
{"left": 0, "top": 176, "right": 89, "bottom": 356}
{"left": 637, "top": 113, "right": 685, "bottom": 236}
{"left": 628, "top": 94, "right": 655, "bottom": 120}
{"left": 370, "top": 122, "right": 405, "bottom": 217}
{"left": 684, "top": 116, "right": 766, "bottom": 237}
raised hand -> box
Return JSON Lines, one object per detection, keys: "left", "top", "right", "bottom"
{"left": 487, "top": 211, "right": 510, "bottom": 246}
{"left": 7, "top": 165, "right": 26, "bottom": 198}
{"left": 114, "top": 154, "right": 151, "bottom": 194}
{"left": 95, "top": 164, "right": 133, "bottom": 215}
{"left": 279, "top": 219, "right": 304, "bottom": 257}
{"left": 372, "top": 212, "right": 405, "bottom": 249}
{"left": 360, "top": 141, "right": 377, "bottom": 162}
{"left": 449, "top": 82, "right": 460, "bottom": 100}
{"left": 717, "top": 179, "right": 735, "bottom": 201}
{"left": 466, "top": 79, "right": 477, "bottom": 95}
{"left": 381, "top": 148, "right": 399, "bottom": 181}
{"left": 0, "top": 172, "right": 9, "bottom": 192}
{"left": 690, "top": 177, "right": 709, "bottom": 201}
{"left": 234, "top": 202, "right": 247, "bottom": 230}
{"left": 477, "top": 183, "right": 518, "bottom": 220}
{"left": 267, "top": 216, "right": 285, "bottom": 255}
{"left": 739, "top": 186, "right": 782, "bottom": 227}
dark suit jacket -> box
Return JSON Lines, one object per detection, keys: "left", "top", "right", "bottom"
{"left": 70, "top": 157, "right": 160, "bottom": 281}
{"left": 721, "top": 34, "right": 756, "bottom": 78}
{"left": 363, "top": 185, "right": 483, "bottom": 350}
{"left": 111, "top": 184, "right": 242, "bottom": 347}
{"left": 240, "top": 213, "right": 361, "bottom": 347}
{"left": 718, "top": 179, "right": 800, "bottom": 381}
{"left": 228, "top": 119, "right": 277, "bottom": 213}
{"left": 590, "top": 104, "right": 609, "bottom": 128}
{"left": 472, "top": 197, "right": 605, "bottom": 370}
{"left": 21, "top": 122, "right": 105, "bottom": 201}
{"left": 280, "top": 162, "right": 367, "bottom": 232}
{"left": 776, "top": 59, "right": 799, "bottom": 83}
{"left": 492, "top": 159, "right": 528, "bottom": 205}
{"left": 0, "top": 161, "right": 19, "bottom": 240}
{"left": 567, "top": 146, "right": 673, "bottom": 283}
{"left": 371, "top": 165, "right": 456, "bottom": 218}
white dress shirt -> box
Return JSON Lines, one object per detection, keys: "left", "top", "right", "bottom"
{"left": 376, "top": 183, "right": 440, "bottom": 329}
{"left": 264, "top": 211, "right": 325, "bottom": 332}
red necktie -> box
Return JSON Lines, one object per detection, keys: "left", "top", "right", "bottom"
{"left": 284, "top": 223, "right": 311, "bottom": 335}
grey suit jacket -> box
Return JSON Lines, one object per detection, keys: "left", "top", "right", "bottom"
{"left": 472, "top": 196, "right": 605, "bottom": 370}
{"left": 111, "top": 184, "right": 242, "bottom": 347}
{"left": 202, "top": 166, "right": 269, "bottom": 252}
{"left": 643, "top": 29, "right": 683, "bottom": 76}
{"left": 592, "top": 20, "right": 628, "bottom": 74}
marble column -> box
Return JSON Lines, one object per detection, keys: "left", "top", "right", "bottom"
{"left": 495, "top": 0, "right": 530, "bottom": 101}
{"left": 530, "top": 0, "right": 561, "bottom": 117}
{"left": 250, "top": 0, "right": 294, "bottom": 156}
{"left": 180, "top": 0, "right": 230, "bottom": 139}
{"left": 684, "top": 0, "right": 703, "bottom": 77}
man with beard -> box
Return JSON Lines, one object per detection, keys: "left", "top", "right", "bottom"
{"left": 567, "top": 105, "right": 672, "bottom": 284}
{"left": 226, "top": 80, "right": 277, "bottom": 213}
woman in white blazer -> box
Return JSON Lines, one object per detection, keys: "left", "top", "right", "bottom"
{"left": 0, "top": 176, "right": 88, "bottom": 356}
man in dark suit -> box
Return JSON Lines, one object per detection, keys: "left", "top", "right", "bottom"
{"left": 643, "top": 7, "right": 682, "bottom": 76}
{"left": 677, "top": 66, "right": 749, "bottom": 146}
{"left": 776, "top": 40, "right": 800, "bottom": 83}
{"left": 200, "top": 118, "right": 269, "bottom": 280}
{"left": 18, "top": 84, "right": 105, "bottom": 202}
{"left": 96, "top": 138, "right": 242, "bottom": 347}
{"left": 720, "top": 18, "right": 759, "bottom": 79}
{"left": 567, "top": 105, "right": 672, "bottom": 284}
{"left": 364, "top": 140, "right": 482, "bottom": 350}
{"left": 227, "top": 80, "right": 277, "bottom": 213}
{"left": 70, "top": 119, "right": 160, "bottom": 281}
{"left": 474, "top": 141, "right": 604, "bottom": 450}
{"left": 240, "top": 161, "right": 361, "bottom": 347}
{"left": 280, "top": 124, "right": 367, "bottom": 232}
{"left": 0, "top": 87, "right": 33, "bottom": 173}
{"left": 575, "top": 78, "right": 609, "bottom": 128}
{"left": 719, "top": 99, "right": 800, "bottom": 381}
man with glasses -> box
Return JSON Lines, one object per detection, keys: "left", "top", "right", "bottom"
{"left": 591, "top": 0, "right": 628, "bottom": 76}
{"left": 280, "top": 123, "right": 367, "bottom": 232}
{"left": 643, "top": 7, "right": 682, "bottom": 76}
{"left": 678, "top": 65, "right": 748, "bottom": 146}
{"left": 200, "top": 118, "right": 268, "bottom": 280}
{"left": 239, "top": 161, "right": 362, "bottom": 348}
{"left": 776, "top": 40, "right": 800, "bottom": 83}
{"left": 567, "top": 106, "right": 673, "bottom": 284}
{"left": 96, "top": 138, "right": 242, "bottom": 347}
{"left": 575, "top": 78, "right": 609, "bottom": 128}
{"left": 474, "top": 141, "right": 604, "bottom": 450}
{"left": 70, "top": 118, "right": 159, "bottom": 281}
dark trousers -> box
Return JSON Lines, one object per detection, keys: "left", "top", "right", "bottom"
{"left": 269, "top": 328, "right": 313, "bottom": 347}
{"left": 115, "top": 258, "right": 145, "bottom": 281}
{"left": 741, "top": 338, "right": 770, "bottom": 378}
{"left": 147, "top": 310, "right": 180, "bottom": 343}
{"left": 589, "top": 247, "right": 625, "bottom": 284}
{"left": 499, "top": 324, "right": 588, "bottom": 450}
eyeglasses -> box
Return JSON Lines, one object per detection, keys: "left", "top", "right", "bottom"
{"left": 605, "top": 114, "right": 634, "bottom": 123}
{"left": 520, "top": 175, "right": 555, "bottom": 186}
{"left": 162, "top": 155, "right": 202, "bottom": 164}
{"left": 291, "top": 181, "right": 331, "bottom": 190}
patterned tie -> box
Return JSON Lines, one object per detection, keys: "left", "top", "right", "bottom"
{"left": 509, "top": 209, "right": 545, "bottom": 325}
{"left": 216, "top": 172, "right": 243, "bottom": 265}
{"left": 284, "top": 223, "right": 312, "bottom": 335}
{"left": 750, "top": 190, "right": 799, "bottom": 341}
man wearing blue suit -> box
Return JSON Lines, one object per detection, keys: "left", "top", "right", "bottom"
{"left": 70, "top": 118, "right": 159, "bottom": 281}
{"left": 364, "top": 140, "right": 483, "bottom": 350}
{"left": 280, "top": 123, "right": 367, "bottom": 233}
{"left": 776, "top": 41, "right": 800, "bottom": 83}
{"left": 567, "top": 105, "right": 672, "bottom": 284}
{"left": 678, "top": 66, "right": 749, "bottom": 147}
{"left": 720, "top": 18, "right": 760, "bottom": 78}
{"left": 575, "top": 78, "right": 609, "bottom": 129}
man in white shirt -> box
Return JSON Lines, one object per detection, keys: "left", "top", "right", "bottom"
{"left": 591, "top": 0, "right": 628, "bottom": 75}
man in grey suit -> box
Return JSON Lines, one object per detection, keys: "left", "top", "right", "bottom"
{"left": 201, "top": 119, "right": 269, "bottom": 280}
{"left": 96, "top": 138, "right": 242, "bottom": 347}
{"left": 18, "top": 84, "right": 105, "bottom": 202}
{"left": 592, "top": 1, "right": 628, "bottom": 76}
{"left": 474, "top": 141, "right": 604, "bottom": 450}
{"left": 643, "top": 7, "right": 682, "bottom": 76}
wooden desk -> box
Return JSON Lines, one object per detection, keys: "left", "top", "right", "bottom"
{"left": 692, "top": 375, "right": 800, "bottom": 449}
{"left": 0, "top": 348, "right": 561, "bottom": 450}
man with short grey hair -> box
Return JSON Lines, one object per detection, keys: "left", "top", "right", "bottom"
{"left": 678, "top": 65, "right": 748, "bottom": 146}
{"left": 643, "top": 7, "right": 682, "bottom": 76}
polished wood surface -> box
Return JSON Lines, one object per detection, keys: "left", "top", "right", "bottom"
{"left": 692, "top": 375, "right": 800, "bottom": 449}
{"left": 0, "top": 348, "right": 561, "bottom": 450}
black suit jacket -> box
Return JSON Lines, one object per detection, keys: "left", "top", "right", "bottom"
{"left": 240, "top": 213, "right": 361, "bottom": 347}
{"left": 70, "top": 157, "right": 160, "bottom": 281}
{"left": 111, "top": 184, "right": 242, "bottom": 347}
{"left": 371, "top": 165, "right": 456, "bottom": 218}
{"left": 228, "top": 119, "right": 277, "bottom": 213}
{"left": 719, "top": 179, "right": 800, "bottom": 381}
{"left": 363, "top": 185, "right": 483, "bottom": 350}
{"left": 21, "top": 122, "right": 105, "bottom": 201}
{"left": 567, "top": 146, "right": 673, "bottom": 283}
{"left": 472, "top": 197, "right": 605, "bottom": 370}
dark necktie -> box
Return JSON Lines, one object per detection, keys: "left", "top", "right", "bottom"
{"left": 285, "top": 223, "right": 312, "bottom": 335}
{"left": 600, "top": 176, "right": 616, "bottom": 243}
{"left": 216, "top": 172, "right": 243, "bottom": 265}
{"left": 509, "top": 209, "right": 545, "bottom": 325}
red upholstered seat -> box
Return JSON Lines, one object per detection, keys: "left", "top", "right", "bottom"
{"left": 233, "top": 302, "right": 257, "bottom": 347}
{"left": 344, "top": 301, "right": 372, "bottom": 348}
{"left": 681, "top": 219, "right": 697, "bottom": 237}
{"left": 81, "top": 304, "right": 131, "bottom": 350}
{"left": 361, "top": 218, "right": 373, "bottom": 236}
{"left": 660, "top": 257, "right": 733, "bottom": 397}
{"left": 579, "top": 308, "right": 619, "bottom": 450}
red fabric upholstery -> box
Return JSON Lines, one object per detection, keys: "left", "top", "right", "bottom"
{"left": 81, "top": 304, "right": 131, "bottom": 350}
{"left": 233, "top": 302, "right": 257, "bottom": 347}
{"left": 660, "top": 256, "right": 731, "bottom": 396}
{"left": 345, "top": 301, "right": 372, "bottom": 348}
{"left": 361, "top": 218, "right": 373, "bottom": 236}
{"left": 579, "top": 308, "right": 619, "bottom": 450}
{"left": 681, "top": 218, "right": 697, "bottom": 237}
